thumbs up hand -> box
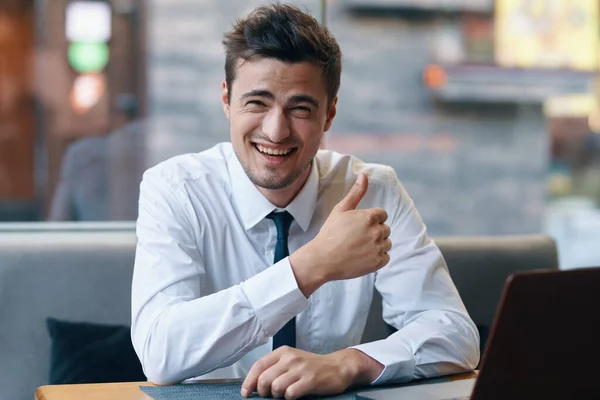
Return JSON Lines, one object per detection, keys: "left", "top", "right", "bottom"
{"left": 290, "top": 173, "right": 392, "bottom": 297}
{"left": 334, "top": 172, "right": 370, "bottom": 212}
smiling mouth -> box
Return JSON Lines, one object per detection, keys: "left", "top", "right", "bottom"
{"left": 254, "top": 143, "right": 297, "bottom": 156}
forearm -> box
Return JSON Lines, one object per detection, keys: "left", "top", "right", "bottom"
{"left": 353, "top": 309, "right": 480, "bottom": 384}
{"left": 332, "top": 349, "right": 384, "bottom": 388}
{"left": 288, "top": 242, "right": 327, "bottom": 297}
{"left": 132, "top": 259, "right": 309, "bottom": 384}
{"left": 133, "top": 287, "right": 262, "bottom": 384}
{"left": 410, "top": 310, "right": 480, "bottom": 379}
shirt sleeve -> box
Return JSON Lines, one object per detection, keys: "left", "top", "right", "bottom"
{"left": 130, "top": 169, "right": 309, "bottom": 385}
{"left": 352, "top": 167, "right": 480, "bottom": 385}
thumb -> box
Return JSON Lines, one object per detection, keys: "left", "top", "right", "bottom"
{"left": 335, "top": 173, "right": 368, "bottom": 212}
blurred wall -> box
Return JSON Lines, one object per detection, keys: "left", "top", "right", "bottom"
{"left": 146, "top": 0, "right": 548, "bottom": 236}
{"left": 0, "top": 1, "right": 37, "bottom": 220}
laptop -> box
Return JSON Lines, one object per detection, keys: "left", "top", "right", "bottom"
{"left": 466, "top": 266, "right": 600, "bottom": 399}
{"left": 358, "top": 267, "right": 600, "bottom": 400}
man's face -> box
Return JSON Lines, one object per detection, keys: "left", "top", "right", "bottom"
{"left": 222, "top": 57, "right": 336, "bottom": 190}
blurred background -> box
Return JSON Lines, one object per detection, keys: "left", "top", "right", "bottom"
{"left": 1, "top": 0, "right": 599, "bottom": 268}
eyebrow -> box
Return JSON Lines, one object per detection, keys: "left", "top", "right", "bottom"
{"left": 240, "top": 89, "right": 274, "bottom": 101}
{"left": 290, "top": 95, "right": 319, "bottom": 109}
{"left": 240, "top": 90, "right": 320, "bottom": 108}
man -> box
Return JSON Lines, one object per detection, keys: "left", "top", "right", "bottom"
{"left": 131, "top": 4, "right": 479, "bottom": 399}
{"left": 49, "top": 100, "right": 146, "bottom": 222}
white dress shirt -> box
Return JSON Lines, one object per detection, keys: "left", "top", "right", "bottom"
{"left": 131, "top": 142, "right": 480, "bottom": 385}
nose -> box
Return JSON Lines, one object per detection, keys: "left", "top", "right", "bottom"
{"left": 261, "top": 107, "right": 291, "bottom": 143}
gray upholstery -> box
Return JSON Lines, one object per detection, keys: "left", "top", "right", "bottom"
{"left": 362, "top": 235, "right": 559, "bottom": 343}
{"left": 0, "top": 223, "right": 137, "bottom": 400}
{"left": 0, "top": 223, "right": 558, "bottom": 400}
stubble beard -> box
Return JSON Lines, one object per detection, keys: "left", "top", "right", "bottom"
{"left": 237, "top": 152, "right": 313, "bottom": 191}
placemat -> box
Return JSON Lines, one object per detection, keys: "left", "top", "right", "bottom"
{"left": 140, "top": 381, "right": 373, "bottom": 400}
{"left": 140, "top": 377, "right": 450, "bottom": 399}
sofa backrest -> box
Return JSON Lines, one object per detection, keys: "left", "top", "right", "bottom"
{"left": 0, "top": 223, "right": 137, "bottom": 400}
{"left": 362, "top": 235, "right": 559, "bottom": 344}
{"left": 440, "top": 235, "right": 558, "bottom": 327}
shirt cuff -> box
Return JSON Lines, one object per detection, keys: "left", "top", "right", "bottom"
{"left": 241, "top": 257, "right": 309, "bottom": 338}
{"left": 351, "top": 339, "right": 415, "bottom": 385}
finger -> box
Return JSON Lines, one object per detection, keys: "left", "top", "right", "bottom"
{"left": 379, "top": 252, "right": 391, "bottom": 268}
{"left": 271, "top": 372, "right": 300, "bottom": 399}
{"left": 380, "top": 224, "right": 391, "bottom": 240}
{"left": 256, "top": 362, "right": 289, "bottom": 398}
{"left": 241, "top": 352, "right": 281, "bottom": 397}
{"left": 285, "top": 378, "right": 313, "bottom": 400}
{"left": 381, "top": 238, "right": 392, "bottom": 253}
{"left": 334, "top": 173, "right": 368, "bottom": 212}
{"left": 368, "top": 208, "right": 388, "bottom": 224}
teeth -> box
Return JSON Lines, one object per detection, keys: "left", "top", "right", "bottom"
{"left": 256, "top": 144, "right": 292, "bottom": 156}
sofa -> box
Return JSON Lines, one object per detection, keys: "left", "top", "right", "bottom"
{"left": 0, "top": 222, "right": 558, "bottom": 400}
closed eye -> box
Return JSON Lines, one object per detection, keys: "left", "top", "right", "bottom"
{"left": 293, "top": 106, "right": 311, "bottom": 112}
{"left": 291, "top": 106, "right": 312, "bottom": 118}
{"left": 246, "top": 100, "right": 266, "bottom": 107}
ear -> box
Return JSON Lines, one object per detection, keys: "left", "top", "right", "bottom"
{"left": 323, "top": 96, "right": 338, "bottom": 132}
{"left": 221, "top": 80, "right": 230, "bottom": 119}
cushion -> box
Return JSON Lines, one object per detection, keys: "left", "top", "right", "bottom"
{"left": 46, "top": 318, "right": 146, "bottom": 384}
{"left": 478, "top": 324, "right": 489, "bottom": 355}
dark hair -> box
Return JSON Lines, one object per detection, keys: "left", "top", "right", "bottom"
{"left": 222, "top": 3, "right": 342, "bottom": 105}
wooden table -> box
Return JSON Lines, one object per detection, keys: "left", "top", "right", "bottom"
{"left": 35, "top": 372, "right": 477, "bottom": 400}
{"left": 35, "top": 382, "right": 155, "bottom": 400}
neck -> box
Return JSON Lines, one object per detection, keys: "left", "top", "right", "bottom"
{"left": 258, "top": 165, "right": 312, "bottom": 208}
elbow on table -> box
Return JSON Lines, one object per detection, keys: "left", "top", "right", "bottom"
{"left": 462, "top": 322, "right": 481, "bottom": 371}
{"left": 144, "top": 367, "right": 182, "bottom": 386}
{"left": 134, "top": 329, "right": 220, "bottom": 385}
{"left": 464, "top": 345, "right": 480, "bottom": 372}
{"left": 139, "top": 344, "right": 189, "bottom": 386}
{"left": 132, "top": 328, "right": 188, "bottom": 385}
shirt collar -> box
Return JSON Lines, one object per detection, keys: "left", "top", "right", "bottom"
{"left": 227, "top": 152, "right": 318, "bottom": 232}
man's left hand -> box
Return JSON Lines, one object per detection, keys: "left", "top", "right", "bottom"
{"left": 241, "top": 346, "right": 384, "bottom": 400}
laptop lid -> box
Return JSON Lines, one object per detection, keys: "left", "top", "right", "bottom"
{"left": 470, "top": 267, "right": 600, "bottom": 400}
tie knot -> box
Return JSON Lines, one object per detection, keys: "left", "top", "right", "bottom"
{"left": 267, "top": 211, "right": 294, "bottom": 240}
